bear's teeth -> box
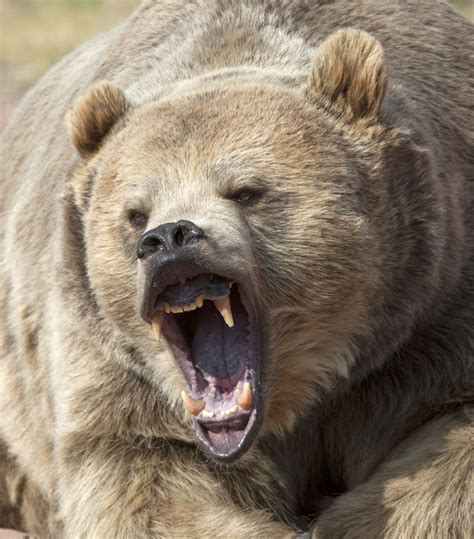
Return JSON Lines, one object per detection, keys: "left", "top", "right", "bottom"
{"left": 165, "top": 298, "right": 204, "bottom": 313}
{"left": 183, "top": 301, "right": 198, "bottom": 312}
{"left": 237, "top": 382, "right": 253, "bottom": 410}
{"left": 213, "top": 296, "right": 234, "bottom": 327}
{"left": 181, "top": 391, "right": 205, "bottom": 416}
{"left": 152, "top": 311, "right": 164, "bottom": 341}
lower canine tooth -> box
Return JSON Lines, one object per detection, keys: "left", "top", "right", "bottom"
{"left": 152, "top": 311, "right": 164, "bottom": 342}
{"left": 181, "top": 391, "right": 205, "bottom": 416}
{"left": 213, "top": 296, "right": 234, "bottom": 327}
{"left": 237, "top": 382, "right": 253, "bottom": 410}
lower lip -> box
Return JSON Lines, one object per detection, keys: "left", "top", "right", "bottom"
{"left": 192, "top": 407, "right": 259, "bottom": 461}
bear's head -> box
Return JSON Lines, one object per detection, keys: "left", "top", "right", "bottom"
{"left": 66, "top": 29, "right": 438, "bottom": 461}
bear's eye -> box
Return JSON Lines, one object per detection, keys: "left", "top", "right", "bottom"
{"left": 229, "top": 188, "right": 263, "bottom": 205}
{"left": 127, "top": 209, "right": 148, "bottom": 230}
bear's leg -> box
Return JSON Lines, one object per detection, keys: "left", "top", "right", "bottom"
{"left": 0, "top": 444, "right": 22, "bottom": 531}
{"left": 56, "top": 434, "right": 297, "bottom": 538}
{"left": 313, "top": 406, "right": 472, "bottom": 539}
{"left": 0, "top": 444, "right": 55, "bottom": 537}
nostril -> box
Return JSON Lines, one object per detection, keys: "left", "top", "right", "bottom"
{"left": 144, "top": 236, "right": 166, "bottom": 252}
{"left": 137, "top": 221, "right": 204, "bottom": 258}
{"left": 175, "top": 226, "right": 185, "bottom": 247}
{"left": 137, "top": 233, "right": 166, "bottom": 259}
{"left": 175, "top": 220, "right": 204, "bottom": 246}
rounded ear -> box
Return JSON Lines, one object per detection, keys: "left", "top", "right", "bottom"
{"left": 66, "top": 82, "right": 129, "bottom": 158}
{"left": 309, "top": 29, "right": 387, "bottom": 124}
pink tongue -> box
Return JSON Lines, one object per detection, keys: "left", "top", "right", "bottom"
{"left": 205, "top": 426, "right": 247, "bottom": 454}
{"left": 191, "top": 291, "right": 248, "bottom": 389}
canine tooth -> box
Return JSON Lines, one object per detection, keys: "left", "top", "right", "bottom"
{"left": 151, "top": 311, "right": 164, "bottom": 342}
{"left": 229, "top": 280, "right": 235, "bottom": 288}
{"left": 165, "top": 304, "right": 171, "bottom": 314}
{"left": 213, "top": 296, "right": 234, "bottom": 327}
{"left": 181, "top": 391, "right": 205, "bottom": 416}
{"left": 196, "top": 295, "right": 204, "bottom": 308}
{"left": 237, "top": 382, "right": 252, "bottom": 411}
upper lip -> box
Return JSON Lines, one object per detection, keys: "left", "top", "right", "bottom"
{"left": 139, "top": 251, "right": 230, "bottom": 323}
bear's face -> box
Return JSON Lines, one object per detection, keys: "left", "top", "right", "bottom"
{"left": 68, "top": 29, "right": 388, "bottom": 461}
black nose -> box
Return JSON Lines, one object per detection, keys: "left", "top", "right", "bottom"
{"left": 137, "top": 220, "right": 204, "bottom": 259}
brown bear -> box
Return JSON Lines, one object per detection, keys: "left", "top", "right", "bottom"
{"left": 1, "top": 1, "right": 473, "bottom": 537}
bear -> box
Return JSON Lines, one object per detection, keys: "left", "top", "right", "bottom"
{"left": 0, "top": 0, "right": 473, "bottom": 537}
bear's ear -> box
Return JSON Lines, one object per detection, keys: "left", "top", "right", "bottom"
{"left": 309, "top": 29, "right": 387, "bottom": 124}
{"left": 67, "top": 82, "right": 129, "bottom": 158}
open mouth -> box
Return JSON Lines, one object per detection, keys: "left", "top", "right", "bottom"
{"left": 147, "top": 272, "right": 261, "bottom": 461}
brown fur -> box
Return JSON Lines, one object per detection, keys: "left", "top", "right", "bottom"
{"left": 1, "top": 1, "right": 473, "bottom": 537}
{"left": 66, "top": 82, "right": 129, "bottom": 158}
{"left": 309, "top": 29, "right": 387, "bottom": 124}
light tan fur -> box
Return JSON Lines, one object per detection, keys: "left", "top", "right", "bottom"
{"left": 1, "top": 1, "right": 473, "bottom": 537}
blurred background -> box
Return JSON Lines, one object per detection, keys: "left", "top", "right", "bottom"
{"left": 0, "top": 0, "right": 473, "bottom": 132}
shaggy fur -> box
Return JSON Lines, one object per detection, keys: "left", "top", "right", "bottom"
{"left": 1, "top": 1, "right": 473, "bottom": 537}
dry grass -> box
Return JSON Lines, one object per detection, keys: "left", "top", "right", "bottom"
{"left": 0, "top": 0, "right": 138, "bottom": 96}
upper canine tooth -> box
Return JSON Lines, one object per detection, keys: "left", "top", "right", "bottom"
{"left": 181, "top": 391, "right": 205, "bottom": 416}
{"left": 151, "top": 311, "right": 164, "bottom": 342}
{"left": 165, "top": 304, "right": 171, "bottom": 314}
{"left": 213, "top": 296, "right": 234, "bottom": 327}
{"left": 237, "top": 382, "right": 253, "bottom": 411}
{"left": 196, "top": 295, "right": 204, "bottom": 308}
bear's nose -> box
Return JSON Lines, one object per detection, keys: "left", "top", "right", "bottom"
{"left": 137, "top": 220, "right": 204, "bottom": 259}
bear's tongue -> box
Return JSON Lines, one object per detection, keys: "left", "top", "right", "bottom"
{"left": 159, "top": 283, "right": 257, "bottom": 459}
{"left": 191, "top": 299, "right": 247, "bottom": 386}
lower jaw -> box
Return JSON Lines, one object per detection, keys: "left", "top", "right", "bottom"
{"left": 193, "top": 405, "right": 261, "bottom": 462}
{"left": 182, "top": 370, "right": 262, "bottom": 460}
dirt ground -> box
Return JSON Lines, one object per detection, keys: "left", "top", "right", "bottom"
{"left": 0, "top": 0, "right": 473, "bottom": 133}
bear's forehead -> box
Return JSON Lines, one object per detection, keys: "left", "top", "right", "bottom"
{"left": 115, "top": 87, "right": 343, "bottom": 179}
{"left": 129, "top": 88, "right": 321, "bottom": 148}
